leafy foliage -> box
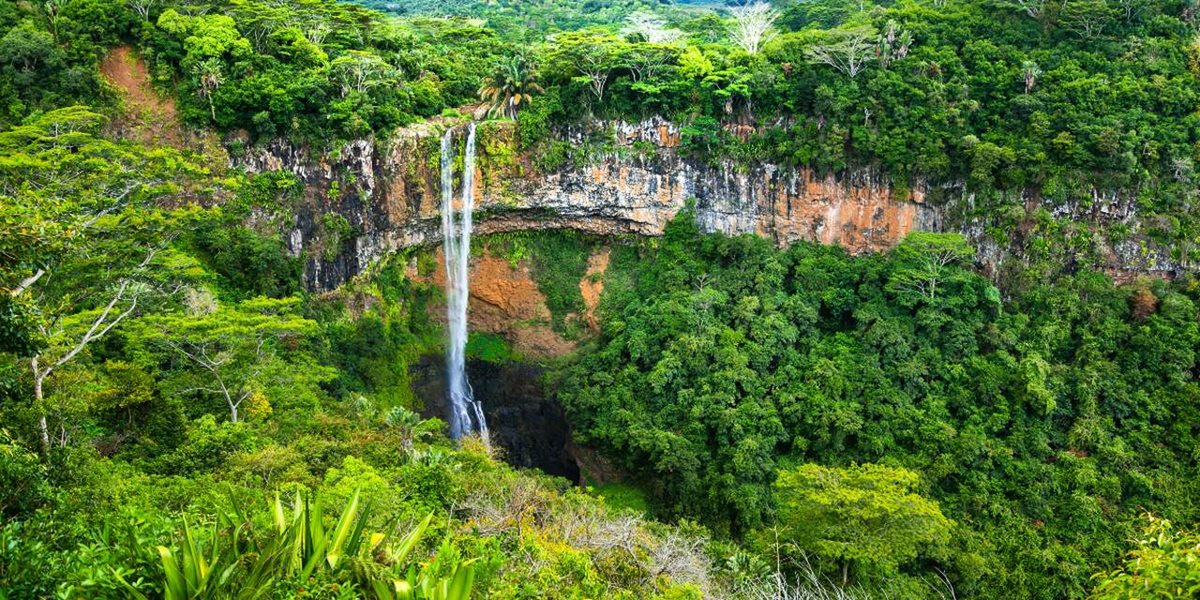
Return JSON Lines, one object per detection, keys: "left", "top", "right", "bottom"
{"left": 559, "top": 212, "right": 1200, "bottom": 598}
{"left": 120, "top": 0, "right": 513, "bottom": 142}
{"left": 773, "top": 463, "right": 952, "bottom": 580}
{"left": 0, "top": 429, "right": 49, "bottom": 518}
{"left": 478, "top": 53, "right": 544, "bottom": 119}
{"left": 137, "top": 296, "right": 330, "bottom": 424}
{"left": 1091, "top": 515, "right": 1200, "bottom": 600}
{"left": 120, "top": 490, "right": 475, "bottom": 600}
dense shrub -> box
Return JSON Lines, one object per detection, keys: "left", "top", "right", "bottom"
{"left": 559, "top": 213, "right": 1200, "bottom": 597}
{"left": 0, "top": 429, "right": 48, "bottom": 518}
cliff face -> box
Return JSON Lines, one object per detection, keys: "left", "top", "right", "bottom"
{"left": 233, "top": 117, "right": 1181, "bottom": 291}
{"left": 406, "top": 248, "right": 578, "bottom": 360}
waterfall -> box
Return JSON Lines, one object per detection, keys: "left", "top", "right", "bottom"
{"left": 440, "top": 123, "right": 489, "bottom": 441}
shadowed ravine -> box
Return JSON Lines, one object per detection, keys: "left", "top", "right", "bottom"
{"left": 412, "top": 356, "right": 580, "bottom": 482}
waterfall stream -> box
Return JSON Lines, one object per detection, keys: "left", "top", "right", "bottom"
{"left": 440, "top": 123, "right": 489, "bottom": 441}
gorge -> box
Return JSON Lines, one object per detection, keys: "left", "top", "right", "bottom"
{"left": 242, "top": 114, "right": 1194, "bottom": 501}
{"left": 7, "top": 0, "right": 1200, "bottom": 597}
{"left": 233, "top": 115, "right": 1191, "bottom": 472}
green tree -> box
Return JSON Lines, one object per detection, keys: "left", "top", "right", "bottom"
{"left": 0, "top": 107, "right": 212, "bottom": 454}
{"left": 1022, "top": 60, "right": 1042, "bottom": 94}
{"left": 887, "top": 233, "right": 976, "bottom": 306}
{"left": 192, "top": 58, "right": 223, "bottom": 121}
{"left": 774, "top": 464, "right": 952, "bottom": 583}
{"left": 1091, "top": 515, "right": 1200, "bottom": 599}
{"left": 478, "top": 54, "right": 543, "bottom": 119}
{"left": 330, "top": 50, "right": 394, "bottom": 98}
{"left": 0, "top": 22, "right": 71, "bottom": 125}
{"left": 143, "top": 295, "right": 327, "bottom": 423}
{"left": 1061, "top": 0, "right": 1116, "bottom": 39}
{"left": 804, "top": 26, "right": 876, "bottom": 79}
{"left": 542, "top": 32, "right": 624, "bottom": 105}
{"left": 780, "top": 0, "right": 866, "bottom": 30}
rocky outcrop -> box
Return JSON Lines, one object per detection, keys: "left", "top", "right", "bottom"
{"left": 233, "top": 116, "right": 1184, "bottom": 291}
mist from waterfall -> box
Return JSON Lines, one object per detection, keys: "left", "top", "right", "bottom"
{"left": 440, "top": 123, "right": 489, "bottom": 441}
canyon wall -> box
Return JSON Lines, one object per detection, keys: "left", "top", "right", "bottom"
{"left": 233, "top": 117, "right": 1182, "bottom": 292}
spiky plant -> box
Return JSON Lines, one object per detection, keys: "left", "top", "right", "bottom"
{"left": 477, "top": 54, "right": 543, "bottom": 119}
{"left": 120, "top": 490, "right": 477, "bottom": 600}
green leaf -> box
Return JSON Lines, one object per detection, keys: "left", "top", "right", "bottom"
{"left": 325, "top": 489, "right": 360, "bottom": 569}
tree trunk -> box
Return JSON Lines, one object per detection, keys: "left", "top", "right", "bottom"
{"left": 32, "top": 357, "right": 50, "bottom": 457}
{"left": 842, "top": 560, "right": 850, "bottom": 586}
{"left": 229, "top": 401, "right": 239, "bottom": 424}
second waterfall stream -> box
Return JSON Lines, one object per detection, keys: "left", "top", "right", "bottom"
{"left": 440, "top": 123, "right": 489, "bottom": 442}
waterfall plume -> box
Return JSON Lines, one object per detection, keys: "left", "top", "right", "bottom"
{"left": 440, "top": 123, "right": 488, "bottom": 441}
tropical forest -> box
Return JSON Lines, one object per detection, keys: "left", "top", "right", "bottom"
{"left": 2, "top": 0, "right": 1200, "bottom": 598}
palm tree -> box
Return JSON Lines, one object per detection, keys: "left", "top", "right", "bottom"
{"left": 193, "top": 58, "right": 224, "bottom": 122}
{"left": 1022, "top": 60, "right": 1042, "bottom": 94}
{"left": 477, "top": 54, "right": 543, "bottom": 119}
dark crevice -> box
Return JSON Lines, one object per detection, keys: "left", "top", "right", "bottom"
{"left": 411, "top": 355, "right": 580, "bottom": 482}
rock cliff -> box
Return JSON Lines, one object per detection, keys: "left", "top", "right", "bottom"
{"left": 233, "top": 117, "right": 1182, "bottom": 291}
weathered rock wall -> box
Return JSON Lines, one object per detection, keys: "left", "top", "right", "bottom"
{"left": 233, "top": 117, "right": 1182, "bottom": 291}
{"left": 406, "top": 248, "right": 578, "bottom": 360}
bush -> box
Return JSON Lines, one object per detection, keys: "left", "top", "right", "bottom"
{"left": 145, "top": 415, "right": 259, "bottom": 476}
{"left": 773, "top": 464, "right": 952, "bottom": 582}
{"left": 0, "top": 430, "right": 48, "bottom": 518}
{"left": 1092, "top": 515, "right": 1200, "bottom": 600}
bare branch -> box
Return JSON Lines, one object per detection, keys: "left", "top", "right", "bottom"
{"left": 41, "top": 280, "right": 138, "bottom": 380}
{"left": 730, "top": 2, "right": 779, "bottom": 55}
{"left": 806, "top": 27, "right": 877, "bottom": 79}
{"left": 1003, "top": 0, "right": 1051, "bottom": 19}
{"left": 622, "top": 11, "right": 682, "bottom": 44}
{"left": 11, "top": 269, "right": 45, "bottom": 297}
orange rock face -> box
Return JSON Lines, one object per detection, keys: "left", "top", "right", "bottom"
{"left": 365, "top": 119, "right": 932, "bottom": 255}
{"left": 579, "top": 249, "right": 610, "bottom": 332}
{"left": 411, "top": 249, "right": 574, "bottom": 359}
{"left": 235, "top": 116, "right": 1185, "bottom": 337}
{"left": 765, "top": 168, "right": 926, "bottom": 252}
